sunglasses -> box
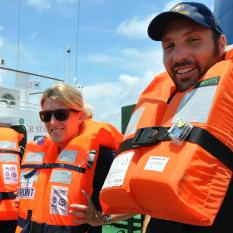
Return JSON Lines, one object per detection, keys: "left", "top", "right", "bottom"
{"left": 39, "top": 109, "right": 78, "bottom": 122}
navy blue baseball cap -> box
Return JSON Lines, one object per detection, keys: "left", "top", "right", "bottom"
{"left": 148, "top": 2, "right": 223, "bottom": 41}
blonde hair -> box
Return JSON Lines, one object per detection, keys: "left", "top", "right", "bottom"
{"left": 41, "top": 82, "right": 93, "bottom": 119}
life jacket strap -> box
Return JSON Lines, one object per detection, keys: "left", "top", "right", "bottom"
{"left": 18, "top": 216, "right": 28, "bottom": 228}
{"left": 187, "top": 127, "right": 233, "bottom": 171}
{"left": 119, "top": 126, "right": 233, "bottom": 171}
{"left": 25, "top": 221, "right": 89, "bottom": 233}
{"left": 21, "top": 163, "right": 86, "bottom": 179}
{"left": 18, "top": 210, "right": 32, "bottom": 228}
{"left": 0, "top": 149, "right": 20, "bottom": 155}
{"left": 132, "top": 126, "right": 170, "bottom": 146}
{"left": 0, "top": 191, "right": 15, "bottom": 200}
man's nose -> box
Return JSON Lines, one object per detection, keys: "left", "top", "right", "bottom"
{"left": 173, "top": 46, "right": 188, "bottom": 63}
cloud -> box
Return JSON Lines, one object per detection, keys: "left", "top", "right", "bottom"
{"left": 85, "top": 47, "right": 164, "bottom": 75}
{"left": 119, "top": 74, "right": 140, "bottom": 85}
{"left": 56, "top": 0, "right": 104, "bottom": 6}
{"left": 164, "top": 0, "right": 181, "bottom": 10}
{"left": 86, "top": 54, "right": 120, "bottom": 64}
{"left": 56, "top": 0, "right": 76, "bottom": 4}
{"left": 82, "top": 70, "right": 158, "bottom": 130}
{"left": 85, "top": 0, "right": 105, "bottom": 4}
{"left": 116, "top": 0, "right": 213, "bottom": 40}
{"left": 116, "top": 13, "right": 156, "bottom": 39}
{"left": 82, "top": 43, "right": 165, "bottom": 130}
{"left": 27, "top": 0, "right": 51, "bottom": 11}
{"left": 163, "top": 0, "right": 214, "bottom": 11}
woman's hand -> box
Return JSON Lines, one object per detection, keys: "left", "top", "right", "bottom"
{"left": 70, "top": 189, "right": 136, "bottom": 226}
{"left": 14, "top": 191, "right": 20, "bottom": 208}
{"left": 69, "top": 189, "right": 103, "bottom": 226}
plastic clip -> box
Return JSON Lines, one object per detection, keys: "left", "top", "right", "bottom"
{"left": 168, "top": 119, "right": 192, "bottom": 145}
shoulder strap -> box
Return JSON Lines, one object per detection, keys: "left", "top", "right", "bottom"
{"left": 92, "top": 146, "right": 116, "bottom": 210}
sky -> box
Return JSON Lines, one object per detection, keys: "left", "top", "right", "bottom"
{"left": 0, "top": 0, "right": 215, "bottom": 130}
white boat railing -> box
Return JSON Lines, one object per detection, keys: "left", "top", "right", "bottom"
{"left": 0, "top": 66, "right": 64, "bottom": 111}
{"left": 0, "top": 97, "right": 40, "bottom": 111}
{"left": 0, "top": 66, "right": 65, "bottom": 141}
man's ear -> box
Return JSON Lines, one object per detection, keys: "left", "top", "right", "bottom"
{"left": 218, "top": 34, "right": 227, "bottom": 57}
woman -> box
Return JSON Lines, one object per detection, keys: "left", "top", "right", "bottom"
{"left": 15, "top": 82, "right": 124, "bottom": 233}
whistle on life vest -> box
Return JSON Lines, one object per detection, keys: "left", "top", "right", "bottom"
{"left": 87, "top": 150, "right": 96, "bottom": 168}
{"left": 168, "top": 119, "right": 193, "bottom": 145}
{"left": 34, "top": 136, "right": 46, "bottom": 145}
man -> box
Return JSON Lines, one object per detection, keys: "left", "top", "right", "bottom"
{"left": 144, "top": 2, "right": 232, "bottom": 233}
{"left": 65, "top": 2, "right": 233, "bottom": 233}
{"left": 148, "top": 2, "right": 226, "bottom": 92}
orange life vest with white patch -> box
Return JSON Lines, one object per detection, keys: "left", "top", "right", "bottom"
{"left": 100, "top": 48, "right": 233, "bottom": 226}
{"left": 0, "top": 127, "right": 22, "bottom": 220}
{"left": 100, "top": 73, "right": 175, "bottom": 214}
{"left": 17, "top": 119, "right": 122, "bottom": 232}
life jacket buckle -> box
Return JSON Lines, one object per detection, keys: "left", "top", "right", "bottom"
{"left": 87, "top": 150, "right": 96, "bottom": 168}
{"left": 168, "top": 119, "right": 193, "bottom": 145}
{"left": 132, "top": 127, "right": 159, "bottom": 147}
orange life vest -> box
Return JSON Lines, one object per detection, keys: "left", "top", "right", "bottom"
{"left": 17, "top": 119, "right": 122, "bottom": 232}
{"left": 0, "top": 127, "right": 23, "bottom": 220}
{"left": 100, "top": 48, "right": 233, "bottom": 226}
{"left": 100, "top": 74, "right": 175, "bottom": 214}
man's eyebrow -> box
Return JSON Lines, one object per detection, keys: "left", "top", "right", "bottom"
{"left": 162, "top": 38, "right": 172, "bottom": 43}
{"left": 162, "top": 29, "right": 201, "bottom": 42}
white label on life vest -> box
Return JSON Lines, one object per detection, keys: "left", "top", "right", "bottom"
{"left": 0, "top": 141, "right": 16, "bottom": 149}
{"left": 144, "top": 156, "right": 169, "bottom": 172}
{"left": 58, "top": 150, "right": 77, "bottom": 163}
{"left": 124, "top": 106, "right": 145, "bottom": 136}
{"left": 50, "top": 185, "right": 68, "bottom": 216}
{"left": 173, "top": 85, "right": 217, "bottom": 123}
{"left": 24, "top": 152, "right": 45, "bottom": 163}
{"left": 50, "top": 170, "right": 72, "bottom": 184}
{"left": 102, "top": 151, "right": 134, "bottom": 189}
{"left": 0, "top": 154, "right": 17, "bottom": 162}
{"left": 2, "top": 164, "right": 18, "bottom": 184}
{"left": 18, "top": 187, "right": 35, "bottom": 199}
